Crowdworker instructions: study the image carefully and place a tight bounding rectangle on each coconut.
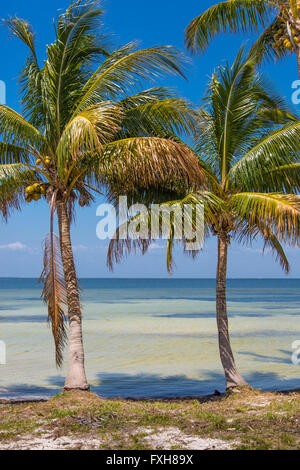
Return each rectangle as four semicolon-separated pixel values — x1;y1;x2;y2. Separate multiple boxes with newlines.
26;186;34;195
36;158;42;166
284;39;292;49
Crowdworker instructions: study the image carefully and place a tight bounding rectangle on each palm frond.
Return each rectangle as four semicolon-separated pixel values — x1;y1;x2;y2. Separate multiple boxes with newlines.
72;43;187;115
228;121;300;191
40;232;68;367
45;0;106;136
120;87;178;108
56;102;123;168
262;231;290;274
97;137;204;193
107;191;221;272
0;142;31;165
250;16;289;64
4;16;38;62
264;163;300;192
231;192;300;245
185;0;272;54
0;163;39;219
0;105;45;148
233;213;290;273
3;16;48;129
119;97;197;138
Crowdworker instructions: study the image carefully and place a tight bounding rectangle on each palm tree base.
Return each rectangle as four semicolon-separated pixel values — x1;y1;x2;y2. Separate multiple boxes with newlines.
225;384;253;396
64;386;90;392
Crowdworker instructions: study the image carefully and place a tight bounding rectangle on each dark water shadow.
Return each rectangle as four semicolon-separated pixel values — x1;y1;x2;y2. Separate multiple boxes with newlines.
154;312;273;319
14;297;41;302
0;315;46;323
89;371;300;398
238;350;292;365
0;306;21;311
2;369;300;401
0;384;60;400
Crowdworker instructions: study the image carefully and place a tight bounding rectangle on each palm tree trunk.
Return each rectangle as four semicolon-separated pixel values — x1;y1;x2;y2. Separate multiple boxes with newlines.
56;200;89;391
216;232;247;390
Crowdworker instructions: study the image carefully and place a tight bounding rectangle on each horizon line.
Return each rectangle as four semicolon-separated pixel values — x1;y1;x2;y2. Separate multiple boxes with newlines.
0;277;299;280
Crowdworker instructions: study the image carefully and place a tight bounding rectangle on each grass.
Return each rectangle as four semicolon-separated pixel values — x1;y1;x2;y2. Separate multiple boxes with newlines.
0;388;300;449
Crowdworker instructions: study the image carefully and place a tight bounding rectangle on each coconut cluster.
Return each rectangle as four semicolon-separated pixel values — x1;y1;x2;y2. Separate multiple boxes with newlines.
24;156;53;203
272;21;300;53
36;156;51;167
25;183;46;203
25;156;84;203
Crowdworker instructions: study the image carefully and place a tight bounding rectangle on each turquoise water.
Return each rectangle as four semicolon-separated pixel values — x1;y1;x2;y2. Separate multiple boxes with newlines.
0;278;300;399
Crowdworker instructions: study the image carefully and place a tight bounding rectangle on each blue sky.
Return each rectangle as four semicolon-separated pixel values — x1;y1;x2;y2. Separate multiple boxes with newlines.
0;0;299;278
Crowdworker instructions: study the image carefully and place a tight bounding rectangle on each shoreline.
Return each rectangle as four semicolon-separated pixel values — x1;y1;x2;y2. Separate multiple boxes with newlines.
1;386;300;405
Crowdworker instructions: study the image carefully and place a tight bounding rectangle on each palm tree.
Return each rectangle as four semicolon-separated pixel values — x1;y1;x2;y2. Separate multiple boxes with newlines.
185;0;300;78
0;1;203;391
108;51;300;390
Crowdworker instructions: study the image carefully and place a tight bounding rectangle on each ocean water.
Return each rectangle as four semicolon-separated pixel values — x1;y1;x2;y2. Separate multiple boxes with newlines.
0;278;300;400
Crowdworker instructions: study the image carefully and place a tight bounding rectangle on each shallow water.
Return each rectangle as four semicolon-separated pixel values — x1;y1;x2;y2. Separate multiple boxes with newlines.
0;278;300;399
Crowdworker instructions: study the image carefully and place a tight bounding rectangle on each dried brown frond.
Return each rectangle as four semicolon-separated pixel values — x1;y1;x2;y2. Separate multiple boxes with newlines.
99;137;205;194
40;233;68;367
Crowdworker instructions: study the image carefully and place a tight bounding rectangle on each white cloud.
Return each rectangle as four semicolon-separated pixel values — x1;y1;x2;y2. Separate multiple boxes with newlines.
73;244;89;252
0;242;28;251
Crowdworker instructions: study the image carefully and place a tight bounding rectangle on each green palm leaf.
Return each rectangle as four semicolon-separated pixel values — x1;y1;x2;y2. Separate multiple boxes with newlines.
119;97;197;138
0;105;45;148
0;143;31;165
72;43;187;115
262;231;290;274
0;163;38;219
228;121;300;191
231;192;300;244
56;102;123;168
185;0;272;54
